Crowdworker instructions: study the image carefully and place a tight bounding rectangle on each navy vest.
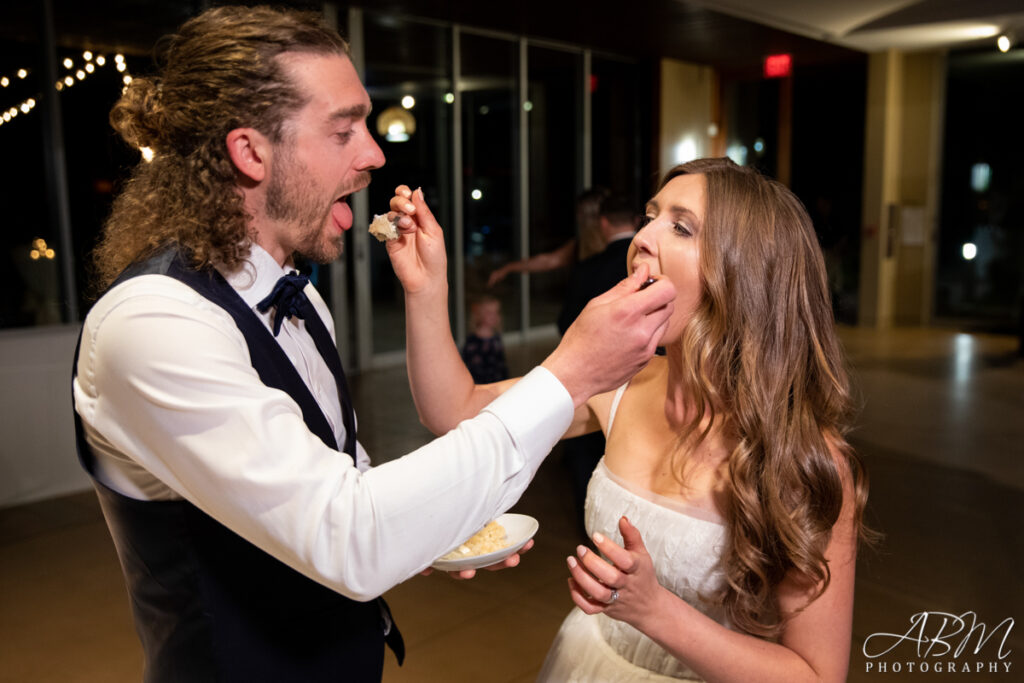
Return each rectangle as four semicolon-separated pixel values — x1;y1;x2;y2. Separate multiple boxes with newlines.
72;249;402;682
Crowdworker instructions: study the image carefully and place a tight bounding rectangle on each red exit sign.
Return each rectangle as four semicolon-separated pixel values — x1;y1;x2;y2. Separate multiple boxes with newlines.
763;53;792;78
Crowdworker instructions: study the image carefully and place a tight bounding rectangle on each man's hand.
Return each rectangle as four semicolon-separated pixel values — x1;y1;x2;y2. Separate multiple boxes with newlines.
542;265;675;408
386;186;447;296
419;539;535;579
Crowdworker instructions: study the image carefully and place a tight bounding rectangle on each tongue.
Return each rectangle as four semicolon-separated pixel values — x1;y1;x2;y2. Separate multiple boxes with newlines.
331;200;353;231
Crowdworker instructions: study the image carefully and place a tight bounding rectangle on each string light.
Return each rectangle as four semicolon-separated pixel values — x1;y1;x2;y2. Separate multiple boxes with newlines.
1;68;30;88
1;50;131;131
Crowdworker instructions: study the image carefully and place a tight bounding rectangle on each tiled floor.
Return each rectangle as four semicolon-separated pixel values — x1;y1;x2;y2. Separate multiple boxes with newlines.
1;326;1021;682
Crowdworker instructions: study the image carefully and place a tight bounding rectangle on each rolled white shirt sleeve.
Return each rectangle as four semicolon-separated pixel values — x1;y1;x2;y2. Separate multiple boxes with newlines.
74;278;573;601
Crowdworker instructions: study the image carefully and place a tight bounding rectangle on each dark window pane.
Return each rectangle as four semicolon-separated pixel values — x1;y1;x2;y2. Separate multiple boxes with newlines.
935;50;1024;328
363;14;454;354
0;19;52;328
592;56;653;207
526;45;581;328
461;32;520;333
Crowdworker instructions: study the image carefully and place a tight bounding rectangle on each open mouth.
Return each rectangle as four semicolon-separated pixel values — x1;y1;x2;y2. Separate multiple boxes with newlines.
329;175;372;232
331;195;354;232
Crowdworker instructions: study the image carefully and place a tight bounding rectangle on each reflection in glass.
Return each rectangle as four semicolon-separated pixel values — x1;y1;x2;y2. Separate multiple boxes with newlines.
460;32;520;333
363;14;454;354
591;56;652;208
936;50;1024;327
1;31;138;327
526;45;582;328
722;78;779;177
0;32;53;328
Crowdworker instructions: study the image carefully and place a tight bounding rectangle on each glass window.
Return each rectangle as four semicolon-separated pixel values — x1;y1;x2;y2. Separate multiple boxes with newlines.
460;32;521;334
0;4;184;329
362;14;454;355
60;49;147;316
0;14;50;328
526;45;582;328
721;78;780;177
591;55;654;207
790;61;866;324
935;50;1024;328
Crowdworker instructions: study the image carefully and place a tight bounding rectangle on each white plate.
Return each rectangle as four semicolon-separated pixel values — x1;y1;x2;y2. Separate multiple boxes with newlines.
430;513;539;572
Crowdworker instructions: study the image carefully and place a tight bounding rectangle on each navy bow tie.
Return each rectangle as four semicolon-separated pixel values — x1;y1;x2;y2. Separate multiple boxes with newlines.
256;272;312;336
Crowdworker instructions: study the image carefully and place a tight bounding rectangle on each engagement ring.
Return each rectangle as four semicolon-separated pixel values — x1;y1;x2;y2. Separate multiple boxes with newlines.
608;590;619;604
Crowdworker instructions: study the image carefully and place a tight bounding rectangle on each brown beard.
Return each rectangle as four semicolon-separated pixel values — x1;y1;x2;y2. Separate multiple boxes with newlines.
265;143;371;264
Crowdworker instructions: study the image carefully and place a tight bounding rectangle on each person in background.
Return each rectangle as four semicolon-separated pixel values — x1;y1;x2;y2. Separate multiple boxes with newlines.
557;193;641;334
487;187;609;288
70;6;675;682
461;294;509;384
390;157;870;682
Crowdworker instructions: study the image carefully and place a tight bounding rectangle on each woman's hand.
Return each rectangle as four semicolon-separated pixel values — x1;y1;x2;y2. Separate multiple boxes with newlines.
566;516;668;631
386;185;447;296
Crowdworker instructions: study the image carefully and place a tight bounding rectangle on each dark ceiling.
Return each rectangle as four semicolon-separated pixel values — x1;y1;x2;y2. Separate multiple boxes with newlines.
360;0;863;73
2;0;863;77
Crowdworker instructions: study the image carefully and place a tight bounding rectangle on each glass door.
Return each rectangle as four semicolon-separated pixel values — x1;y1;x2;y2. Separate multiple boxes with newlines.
350;11;454;367
459;30;521;338
525;44;583;329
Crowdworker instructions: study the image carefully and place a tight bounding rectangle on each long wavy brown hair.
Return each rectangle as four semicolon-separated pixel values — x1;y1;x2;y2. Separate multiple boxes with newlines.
665;158;870;638
91;6;349;292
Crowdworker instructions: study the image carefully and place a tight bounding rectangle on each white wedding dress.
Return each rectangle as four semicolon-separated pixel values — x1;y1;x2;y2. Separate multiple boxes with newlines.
537;384;732;682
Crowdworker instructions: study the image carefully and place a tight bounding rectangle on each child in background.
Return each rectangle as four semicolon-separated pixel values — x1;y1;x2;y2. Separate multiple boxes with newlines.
461;295;509;384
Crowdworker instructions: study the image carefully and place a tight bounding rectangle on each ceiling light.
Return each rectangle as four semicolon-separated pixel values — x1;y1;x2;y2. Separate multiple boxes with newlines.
376;106;416;142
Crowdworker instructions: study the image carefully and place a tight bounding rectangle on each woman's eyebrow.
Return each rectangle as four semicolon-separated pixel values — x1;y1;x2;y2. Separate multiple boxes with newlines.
669;205;699;220
672;206;702;232
646;200;702;231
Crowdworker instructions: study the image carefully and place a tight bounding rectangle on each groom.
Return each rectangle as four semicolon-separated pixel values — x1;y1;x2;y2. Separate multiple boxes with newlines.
71;6;675;682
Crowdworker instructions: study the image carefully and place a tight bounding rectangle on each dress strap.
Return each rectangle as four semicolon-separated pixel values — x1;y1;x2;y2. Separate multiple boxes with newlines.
606;382;629;434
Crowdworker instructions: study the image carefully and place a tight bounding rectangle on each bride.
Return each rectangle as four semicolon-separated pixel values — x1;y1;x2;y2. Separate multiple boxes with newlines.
386;157;870;682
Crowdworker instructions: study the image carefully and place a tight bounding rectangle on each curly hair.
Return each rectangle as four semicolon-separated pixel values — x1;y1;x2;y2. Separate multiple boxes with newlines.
663;158;870;638
91;5;350;291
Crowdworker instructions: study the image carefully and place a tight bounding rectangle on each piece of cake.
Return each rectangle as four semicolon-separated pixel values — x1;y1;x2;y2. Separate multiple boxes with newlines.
369;213;399;242
440;520;509;560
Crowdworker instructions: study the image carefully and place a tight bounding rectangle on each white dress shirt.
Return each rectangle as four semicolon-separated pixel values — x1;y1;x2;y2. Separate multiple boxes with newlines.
73;245;573;601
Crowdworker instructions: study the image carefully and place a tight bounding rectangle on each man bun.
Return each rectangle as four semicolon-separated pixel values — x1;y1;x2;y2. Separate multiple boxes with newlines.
109;76;165;152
